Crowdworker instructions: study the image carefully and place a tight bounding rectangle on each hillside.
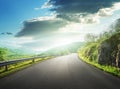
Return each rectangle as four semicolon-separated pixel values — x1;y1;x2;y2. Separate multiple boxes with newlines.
78;18;120;68
98;32;120;67
40;42;84;56
0;48;34;61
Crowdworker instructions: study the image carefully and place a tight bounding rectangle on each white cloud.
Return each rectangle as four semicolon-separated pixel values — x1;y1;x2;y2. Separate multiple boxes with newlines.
41;0;53;9
34;8;41;10
58;23;83;33
79;2;120;24
79;15;100;24
113;2;120;10
97;2;120;17
97;8;113;16
82;2;120;24
27;15;57;22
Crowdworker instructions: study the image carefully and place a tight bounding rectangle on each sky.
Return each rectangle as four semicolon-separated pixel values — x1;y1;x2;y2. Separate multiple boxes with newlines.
0;0;120;53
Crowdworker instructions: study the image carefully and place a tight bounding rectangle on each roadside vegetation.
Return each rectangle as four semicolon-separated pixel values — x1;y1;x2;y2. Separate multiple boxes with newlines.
0;42;84;78
0;48;34;61
0;48;54;78
0;57;52;78
78;18;120;77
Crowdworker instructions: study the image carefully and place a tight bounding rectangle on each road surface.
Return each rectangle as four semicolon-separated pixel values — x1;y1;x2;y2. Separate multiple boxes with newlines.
0;53;120;89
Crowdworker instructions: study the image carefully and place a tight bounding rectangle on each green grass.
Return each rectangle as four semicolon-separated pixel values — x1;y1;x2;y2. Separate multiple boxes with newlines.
0;56;54;78
78;53;120;77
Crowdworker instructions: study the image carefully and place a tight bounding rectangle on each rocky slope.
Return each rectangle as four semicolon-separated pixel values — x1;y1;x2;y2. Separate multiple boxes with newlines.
79;18;120;68
98;32;120;67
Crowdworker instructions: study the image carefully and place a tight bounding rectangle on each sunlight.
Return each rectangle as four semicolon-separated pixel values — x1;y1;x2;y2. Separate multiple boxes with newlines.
16;37;34;44
59;23;83;33
113;2;120;10
54;38;74;47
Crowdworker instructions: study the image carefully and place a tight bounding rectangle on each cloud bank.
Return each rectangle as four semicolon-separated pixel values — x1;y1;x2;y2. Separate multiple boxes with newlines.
47;0;119;14
15;16;67;37
16;0;120;38
43;0;120;23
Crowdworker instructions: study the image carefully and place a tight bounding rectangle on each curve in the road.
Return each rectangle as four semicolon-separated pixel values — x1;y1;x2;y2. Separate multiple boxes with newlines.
0;53;120;89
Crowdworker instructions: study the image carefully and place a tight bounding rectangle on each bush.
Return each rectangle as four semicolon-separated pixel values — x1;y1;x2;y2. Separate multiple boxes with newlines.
0;48;8;61
80;43;98;62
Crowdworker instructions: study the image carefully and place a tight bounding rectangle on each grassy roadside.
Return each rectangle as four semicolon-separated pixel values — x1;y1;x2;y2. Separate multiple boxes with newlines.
78;53;120;77
0;57;53;79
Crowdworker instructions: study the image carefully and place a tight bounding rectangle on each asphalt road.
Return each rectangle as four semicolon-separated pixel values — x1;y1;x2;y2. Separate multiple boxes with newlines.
0;53;120;89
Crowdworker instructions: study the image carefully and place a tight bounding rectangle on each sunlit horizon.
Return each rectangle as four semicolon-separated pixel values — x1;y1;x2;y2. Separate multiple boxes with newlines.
0;0;120;52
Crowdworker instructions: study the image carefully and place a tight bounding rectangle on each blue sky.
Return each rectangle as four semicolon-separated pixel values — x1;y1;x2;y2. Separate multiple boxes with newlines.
0;0;120;52
0;0;48;33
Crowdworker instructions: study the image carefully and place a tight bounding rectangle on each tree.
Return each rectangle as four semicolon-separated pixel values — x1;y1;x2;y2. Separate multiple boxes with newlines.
85;33;97;43
0;48;8;61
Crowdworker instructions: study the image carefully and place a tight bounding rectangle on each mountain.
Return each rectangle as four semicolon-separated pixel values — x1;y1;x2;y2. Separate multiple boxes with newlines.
39;42;84;56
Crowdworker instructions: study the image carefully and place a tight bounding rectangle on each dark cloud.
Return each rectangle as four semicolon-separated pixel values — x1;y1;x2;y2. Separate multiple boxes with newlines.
0;32;13;35
1;33;5;35
6;32;13;35
48;0;120;14
15;0;120;38
45;0;120;23
15;17;67;37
